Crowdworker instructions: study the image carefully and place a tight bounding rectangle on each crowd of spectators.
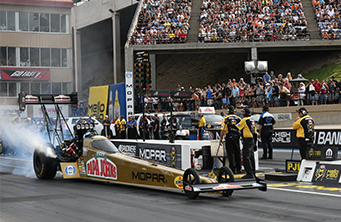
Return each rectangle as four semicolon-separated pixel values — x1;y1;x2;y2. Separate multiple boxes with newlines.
198;0;310;43
130;0;192;45
136;72;341;113
313;0;341;40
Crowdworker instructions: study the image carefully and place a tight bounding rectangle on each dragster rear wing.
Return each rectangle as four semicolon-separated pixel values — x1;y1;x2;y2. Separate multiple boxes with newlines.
18;91;78;111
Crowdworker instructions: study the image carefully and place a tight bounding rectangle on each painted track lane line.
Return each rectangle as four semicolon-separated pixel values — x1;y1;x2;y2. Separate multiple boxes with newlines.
268;187;341;198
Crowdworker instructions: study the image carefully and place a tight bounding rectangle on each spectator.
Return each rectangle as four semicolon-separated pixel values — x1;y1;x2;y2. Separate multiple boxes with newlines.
298;82;306;106
306;80;316;105
320;80;329;105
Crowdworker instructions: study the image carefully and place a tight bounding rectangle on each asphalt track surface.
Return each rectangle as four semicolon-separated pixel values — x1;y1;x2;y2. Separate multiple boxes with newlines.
1;150;341;222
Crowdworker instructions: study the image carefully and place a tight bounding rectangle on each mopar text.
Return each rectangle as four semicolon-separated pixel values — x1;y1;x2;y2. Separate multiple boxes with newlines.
139;148;166;161
132;171;165;183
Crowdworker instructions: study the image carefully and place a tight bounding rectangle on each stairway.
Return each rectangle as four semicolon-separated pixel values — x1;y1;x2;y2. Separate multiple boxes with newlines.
301;0;320;40
186;0;202;43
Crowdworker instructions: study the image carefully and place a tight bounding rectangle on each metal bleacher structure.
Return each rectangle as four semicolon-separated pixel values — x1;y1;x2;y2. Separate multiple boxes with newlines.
124;0;341;88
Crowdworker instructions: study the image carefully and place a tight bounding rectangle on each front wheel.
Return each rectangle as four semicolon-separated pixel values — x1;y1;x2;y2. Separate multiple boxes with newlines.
33;146;58;179
216;166;235;197
183;168;200;199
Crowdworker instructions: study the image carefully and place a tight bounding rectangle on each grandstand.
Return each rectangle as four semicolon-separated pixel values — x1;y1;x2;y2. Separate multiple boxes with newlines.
71;0;341;97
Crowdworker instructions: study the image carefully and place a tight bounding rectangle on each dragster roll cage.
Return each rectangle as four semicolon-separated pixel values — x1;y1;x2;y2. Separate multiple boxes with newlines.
18;92;78;150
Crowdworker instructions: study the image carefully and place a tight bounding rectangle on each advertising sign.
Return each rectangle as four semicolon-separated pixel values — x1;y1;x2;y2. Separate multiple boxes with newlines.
0;68;49;81
111;141;182;168
258;129;341;149
125;72;134;118
108;83;126;121
312;163;341;184
88;85;109;121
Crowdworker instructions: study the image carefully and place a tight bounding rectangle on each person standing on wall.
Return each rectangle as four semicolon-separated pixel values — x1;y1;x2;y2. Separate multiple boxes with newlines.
292;107;315;160
219;105;242;174
231;108;258;179
198;113;206;140
258;105;276;160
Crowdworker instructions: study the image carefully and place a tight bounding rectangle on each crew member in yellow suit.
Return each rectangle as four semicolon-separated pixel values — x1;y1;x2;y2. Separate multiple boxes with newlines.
198;113;206;140
120;115;127;139
231;108;257;179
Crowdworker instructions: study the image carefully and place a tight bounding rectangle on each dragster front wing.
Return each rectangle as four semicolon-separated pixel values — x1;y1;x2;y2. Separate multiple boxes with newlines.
184;178;267;193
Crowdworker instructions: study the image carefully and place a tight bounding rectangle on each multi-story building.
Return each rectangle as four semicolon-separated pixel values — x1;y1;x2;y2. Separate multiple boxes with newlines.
0;0;73;117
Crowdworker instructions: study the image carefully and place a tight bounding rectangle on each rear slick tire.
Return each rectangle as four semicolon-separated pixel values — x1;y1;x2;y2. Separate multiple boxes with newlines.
183;168;200;199
216;166;235;197
33;148;57;179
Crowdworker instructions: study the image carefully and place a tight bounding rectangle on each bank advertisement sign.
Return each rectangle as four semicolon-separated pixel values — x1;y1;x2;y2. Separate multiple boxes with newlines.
111;141;182;168
258;129;341;149
88;85;109;121
108;83;126;122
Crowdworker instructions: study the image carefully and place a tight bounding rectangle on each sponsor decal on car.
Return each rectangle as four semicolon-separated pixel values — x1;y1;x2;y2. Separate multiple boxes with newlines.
139;148;166;161
213;184;241;190
95;152;107;158
184;185;192;191
174;176;183;189
132;171;166;183
86;157;117;180
65;164;76;176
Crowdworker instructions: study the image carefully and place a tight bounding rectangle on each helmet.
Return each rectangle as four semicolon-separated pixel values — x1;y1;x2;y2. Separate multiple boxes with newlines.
243;108;251;116
297;107;308;115
227;105;235;114
262;105;269;112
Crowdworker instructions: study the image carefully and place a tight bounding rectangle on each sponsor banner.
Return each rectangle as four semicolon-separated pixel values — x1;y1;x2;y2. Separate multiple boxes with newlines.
32;104;69;118
125;72;134;119
108;83;126;122
147;90;170;98
0;68;49;80
286;159;301;173
312;163;341;184
88;85;109;121
170;91;192;98
111;141;182;168
0;105;27;118
258;129;341;149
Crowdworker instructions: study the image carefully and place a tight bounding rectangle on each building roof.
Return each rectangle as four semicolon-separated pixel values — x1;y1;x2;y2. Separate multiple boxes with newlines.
0;0;74;8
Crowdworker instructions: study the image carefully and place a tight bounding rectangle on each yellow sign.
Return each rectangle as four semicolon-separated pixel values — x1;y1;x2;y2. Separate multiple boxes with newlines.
88;85;109;120
286;160;300;172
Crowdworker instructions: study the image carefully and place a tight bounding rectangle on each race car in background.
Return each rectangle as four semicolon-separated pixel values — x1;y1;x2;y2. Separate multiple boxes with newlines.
18;92;267;199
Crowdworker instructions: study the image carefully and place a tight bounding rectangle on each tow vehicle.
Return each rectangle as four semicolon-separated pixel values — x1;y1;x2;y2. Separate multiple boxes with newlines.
19;92;266;199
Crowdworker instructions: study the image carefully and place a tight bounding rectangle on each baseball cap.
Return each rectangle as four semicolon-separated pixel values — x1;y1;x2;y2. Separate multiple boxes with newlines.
332;76;335;78
298;74;302;77
266;83;270;86
311;79;314;82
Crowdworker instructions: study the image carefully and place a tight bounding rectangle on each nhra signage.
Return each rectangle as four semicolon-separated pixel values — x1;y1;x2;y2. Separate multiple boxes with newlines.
0;68;49;80
111;141;182;168
258;129;341;149
312;163;341;184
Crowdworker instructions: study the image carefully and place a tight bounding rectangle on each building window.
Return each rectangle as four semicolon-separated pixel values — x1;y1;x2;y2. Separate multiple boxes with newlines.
0;82;7;97
52;83;62;94
42;82;51;94
0;47;5;66
40;13;50;32
0;11;6;30
61;14;67;33
41;48;50;67
8;83;17;97
31;83;40;94
20;47;29;66
62;82;71;94
51;14;60;33
7;11;15;31
29;12;39;32
21;83;30;94
30;47;39;66
19;12;29;31
51;48;60;67
8;47;16;66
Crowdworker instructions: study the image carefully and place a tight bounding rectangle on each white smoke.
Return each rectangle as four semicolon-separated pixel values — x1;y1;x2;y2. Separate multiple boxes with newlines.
0;117;56;178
